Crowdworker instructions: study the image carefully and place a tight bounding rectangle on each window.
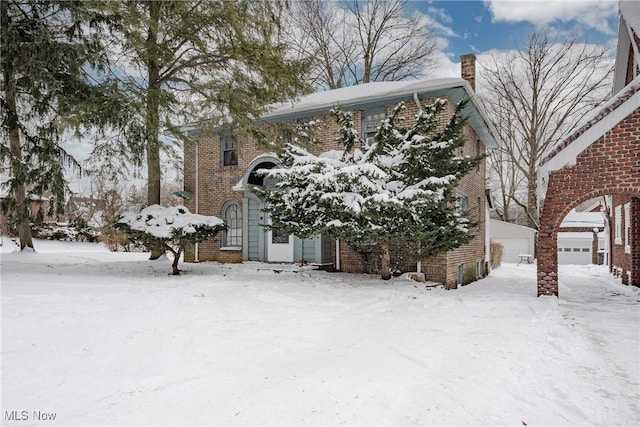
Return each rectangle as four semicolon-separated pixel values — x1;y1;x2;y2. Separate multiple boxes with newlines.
362;107;387;142
222;201;242;248
581;248;590;252
476;260;483;279
624;203;631;253
563;248;571;252
456;192;469;215
222;133;238;166
271;228;289;244
279;128;292;145
615;205;622;244
572;248;580;252
457;264;464;286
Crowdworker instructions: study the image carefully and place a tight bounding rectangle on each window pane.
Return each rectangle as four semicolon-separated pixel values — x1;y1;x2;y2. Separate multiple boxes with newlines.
272;228;289;244
364;108;386;138
223;203;242;247
223;149;237;166
222;134;238;166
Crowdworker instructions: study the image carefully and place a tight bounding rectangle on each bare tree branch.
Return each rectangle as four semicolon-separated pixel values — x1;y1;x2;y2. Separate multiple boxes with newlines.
480;30;613;229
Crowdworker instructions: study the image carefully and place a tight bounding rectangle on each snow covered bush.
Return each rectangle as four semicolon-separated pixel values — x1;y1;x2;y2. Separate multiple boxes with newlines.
117;205;226;275
257;98;484;280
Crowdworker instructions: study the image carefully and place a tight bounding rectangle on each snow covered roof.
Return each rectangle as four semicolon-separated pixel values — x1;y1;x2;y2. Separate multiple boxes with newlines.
264;78;463;117
560;211;605;229
557;231;596;239
620;0;640;28
537;74;640;199
261;78;499;149
614;1;640;92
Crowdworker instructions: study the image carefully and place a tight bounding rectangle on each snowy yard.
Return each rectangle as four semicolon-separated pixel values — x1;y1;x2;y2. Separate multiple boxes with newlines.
1;239;639;426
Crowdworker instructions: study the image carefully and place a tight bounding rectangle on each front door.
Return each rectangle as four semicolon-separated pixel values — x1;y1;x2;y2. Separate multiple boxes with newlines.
267;226;294;262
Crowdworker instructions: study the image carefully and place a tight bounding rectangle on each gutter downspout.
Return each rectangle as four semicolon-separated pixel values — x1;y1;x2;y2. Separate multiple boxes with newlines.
194;141;200;262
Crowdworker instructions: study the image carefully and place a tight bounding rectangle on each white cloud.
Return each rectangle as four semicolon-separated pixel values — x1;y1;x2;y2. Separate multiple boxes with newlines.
427;6;453;24
484;0;618;34
428;51;460;78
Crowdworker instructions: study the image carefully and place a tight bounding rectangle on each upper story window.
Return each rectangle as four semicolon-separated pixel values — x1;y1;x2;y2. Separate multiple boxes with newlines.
279;128;292;145
222;201;242;248
456;192;469;215
222;133;238;166
362;107;387;142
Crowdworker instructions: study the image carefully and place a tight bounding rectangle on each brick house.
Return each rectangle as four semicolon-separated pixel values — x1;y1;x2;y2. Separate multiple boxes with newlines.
183;55;499;287
0;193;50;236
537;1;640;295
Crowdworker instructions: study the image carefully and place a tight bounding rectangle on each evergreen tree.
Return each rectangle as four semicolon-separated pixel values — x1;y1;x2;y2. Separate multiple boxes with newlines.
117;205;226;275
96;0;310;258
258;99;483;280
0;0;120;250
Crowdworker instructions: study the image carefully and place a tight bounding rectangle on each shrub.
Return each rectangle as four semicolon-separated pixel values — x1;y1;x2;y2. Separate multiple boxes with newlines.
490;240;503;269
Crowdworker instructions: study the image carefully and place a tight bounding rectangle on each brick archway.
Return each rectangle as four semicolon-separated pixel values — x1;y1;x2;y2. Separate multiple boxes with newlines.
538;187;639;296
537;115;640;296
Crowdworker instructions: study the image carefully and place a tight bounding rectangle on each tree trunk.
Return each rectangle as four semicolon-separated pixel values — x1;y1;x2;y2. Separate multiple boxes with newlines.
145;1;163;260
2;1;34;250
379;241;391;280
171;249;181;275
526;161;538;229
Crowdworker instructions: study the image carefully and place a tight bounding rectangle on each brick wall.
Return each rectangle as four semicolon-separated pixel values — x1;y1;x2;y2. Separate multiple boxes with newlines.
611;195;639;284
332;97;487;288
537;107;640;295
184;93;489;288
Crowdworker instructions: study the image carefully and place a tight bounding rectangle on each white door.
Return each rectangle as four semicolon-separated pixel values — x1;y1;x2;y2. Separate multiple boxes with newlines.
267;226;294;263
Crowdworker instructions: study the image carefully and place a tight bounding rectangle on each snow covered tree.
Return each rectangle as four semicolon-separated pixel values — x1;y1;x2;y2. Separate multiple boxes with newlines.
258;98;483;280
117;205;225;275
1;0;121;250
92;0;309;259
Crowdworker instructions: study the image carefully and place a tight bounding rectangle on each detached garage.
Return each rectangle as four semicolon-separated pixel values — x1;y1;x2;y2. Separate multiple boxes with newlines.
489;220;537;263
557;232;593;265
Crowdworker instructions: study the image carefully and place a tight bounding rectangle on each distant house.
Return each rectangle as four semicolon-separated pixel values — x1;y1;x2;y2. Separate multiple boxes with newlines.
0;193;51;236
182;55;500;288
537;1;639;295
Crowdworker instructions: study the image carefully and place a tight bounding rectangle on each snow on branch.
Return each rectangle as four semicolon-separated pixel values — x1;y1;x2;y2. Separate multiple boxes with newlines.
117;205;225;275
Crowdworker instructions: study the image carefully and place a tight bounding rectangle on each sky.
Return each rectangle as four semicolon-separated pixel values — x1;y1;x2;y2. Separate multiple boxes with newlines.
408;0;620;77
62;0;623;195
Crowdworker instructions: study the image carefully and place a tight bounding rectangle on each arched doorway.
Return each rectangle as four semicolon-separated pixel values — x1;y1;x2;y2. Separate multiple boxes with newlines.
241;156;331;264
242;156;293;262
539;184;639;296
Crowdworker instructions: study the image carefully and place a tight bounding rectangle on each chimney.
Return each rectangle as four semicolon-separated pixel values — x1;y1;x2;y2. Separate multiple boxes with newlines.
460;53;476;91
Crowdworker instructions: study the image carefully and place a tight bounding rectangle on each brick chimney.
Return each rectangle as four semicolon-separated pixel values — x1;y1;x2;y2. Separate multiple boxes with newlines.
460;53;476;91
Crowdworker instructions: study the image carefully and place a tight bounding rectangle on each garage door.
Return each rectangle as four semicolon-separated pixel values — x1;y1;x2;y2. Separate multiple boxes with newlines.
494;238;529;263
558;244;591;265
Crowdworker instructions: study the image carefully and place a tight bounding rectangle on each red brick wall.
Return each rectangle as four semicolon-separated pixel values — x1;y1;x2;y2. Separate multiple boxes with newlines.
611;195;640;284
537;107;640;295
184;94;489;287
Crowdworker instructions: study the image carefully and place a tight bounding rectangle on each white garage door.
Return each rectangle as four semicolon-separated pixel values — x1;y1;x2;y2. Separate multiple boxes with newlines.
558;243;592;264
494;238;529;263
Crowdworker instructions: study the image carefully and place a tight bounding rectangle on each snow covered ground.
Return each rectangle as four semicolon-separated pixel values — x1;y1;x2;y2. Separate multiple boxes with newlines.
1;239;639;426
